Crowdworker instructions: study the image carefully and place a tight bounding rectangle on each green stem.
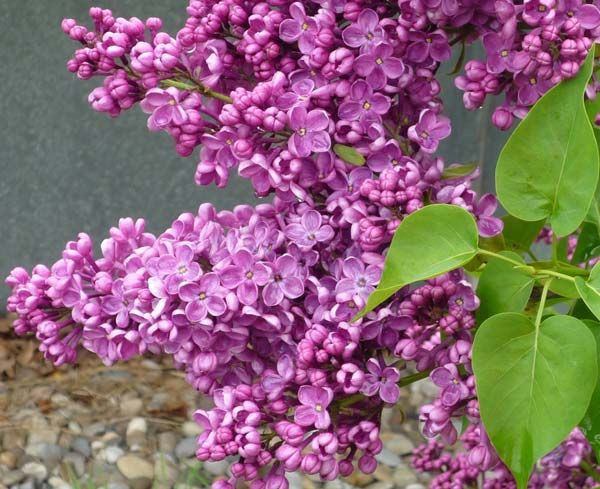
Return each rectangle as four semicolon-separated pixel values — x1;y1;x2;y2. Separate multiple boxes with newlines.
160;78;233;104
477;249;576;282
535;279;553;328
581;460;600;483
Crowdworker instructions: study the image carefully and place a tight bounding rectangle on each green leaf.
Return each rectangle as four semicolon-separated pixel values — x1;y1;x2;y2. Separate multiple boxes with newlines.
502;215;545;253
575;262;600;320
441;161;478;179
585;90;600;153
548;278;580;299
357;205;479;318
333;144;365;166
580;319;600;461
496;48;599;236
572;299;597;321
473;313;598;489
476;251;534;323
572;222;600;264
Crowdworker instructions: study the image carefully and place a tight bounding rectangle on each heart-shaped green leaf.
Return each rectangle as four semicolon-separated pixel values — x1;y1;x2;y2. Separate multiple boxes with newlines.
496;48;599;237
575;262;600;320
333;144;366;166
357;205;479;318
580;319;600;461
473;313;597;489
572;222;600;264
476;251;534;322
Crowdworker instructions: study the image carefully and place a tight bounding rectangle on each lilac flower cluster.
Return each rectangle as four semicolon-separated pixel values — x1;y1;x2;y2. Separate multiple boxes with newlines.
7;1;600;488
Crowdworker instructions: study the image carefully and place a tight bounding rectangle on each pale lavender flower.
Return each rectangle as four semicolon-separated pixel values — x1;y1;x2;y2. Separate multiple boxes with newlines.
431;364;469;407
288;107;331;157
220;249;270;305
338;80;390;125
140;87;188;131
263;254;304;306
341;9;384;51
361;358;401;403
294;385;333;429
407;109;451;153
354;44;404;89
285;210;334;249
279;2;318;53
179;273;226;322
335;257;380;307
473;193;503;237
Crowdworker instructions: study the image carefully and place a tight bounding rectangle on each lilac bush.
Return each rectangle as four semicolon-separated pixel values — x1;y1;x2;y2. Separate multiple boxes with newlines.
7;1;600;488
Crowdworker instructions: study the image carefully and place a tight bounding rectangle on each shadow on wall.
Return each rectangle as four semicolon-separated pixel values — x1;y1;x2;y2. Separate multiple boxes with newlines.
0;1;510;310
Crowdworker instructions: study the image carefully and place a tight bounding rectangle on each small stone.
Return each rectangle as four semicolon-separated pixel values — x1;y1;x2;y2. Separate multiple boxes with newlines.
181;422;202;438
373;465;394;484
375;448;402;467
27;423;59;447
67;422;82;435
346;471;374;487
100;432;122;447
301;479;317;489
174;438;196;460
17;478;35;489
392;464;418;487
61;453;85;478
21;462;48;482
380;433;415;456
203;459;228;476
157;432;177;454
107;483;130;489
116;454;154;489
153;456;179;489
126;418;147;436
71;437;91;457
406;484;426;489
366;482;393;489
48;476;71;489
286;472;302;489
120;399;143;417
1;430;26;450
324;480;353;489
0;451;17;470
103;446;125;464
83;422;106;438
126;418;148;451
26;443;63;470
2;470;25;486
50;394;70;407
91;440;105;456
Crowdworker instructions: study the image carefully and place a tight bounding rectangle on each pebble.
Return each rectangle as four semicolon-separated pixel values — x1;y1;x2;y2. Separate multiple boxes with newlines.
103;446;125;464
324;480;354;489
375;448;402;467
71;437;91;458
174;437;196;460
126;418;148;451
157;432;177;454
67;422;82;435
101;432;122;446
392;464;418;487
21;462;48;482
48;476;71;489
181;422;202;437
120;398;144;417
0;451;17;470
366;482;394;489
204;459;228;476
346;471;374;487
83;422;106;438
107;483;130;489
2;470;25;486
380;433;414;455
116;454;154;489
17;478;35;489
406;484;426;489
27;443;63;470
61;453;85;478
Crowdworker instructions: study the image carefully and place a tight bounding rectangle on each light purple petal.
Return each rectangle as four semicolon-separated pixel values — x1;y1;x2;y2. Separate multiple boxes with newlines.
279;19;301;42
281;277;304;299
294;405;316;427
308;131;331;153
379;382;400;404
263;282;284;306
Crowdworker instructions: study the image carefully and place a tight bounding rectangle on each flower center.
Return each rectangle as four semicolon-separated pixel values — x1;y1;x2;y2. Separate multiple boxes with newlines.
375;57;384;65
426;37;432;44
198;291;207;300
366;32;374;40
302;22;309;31
246;271;254;279
455;297;464;306
538;4;547;12
274;273;282;282
308;233;316;241
168;99;177;106
315;403;323;412
178;265;188;274
500;49;509;58
391;158;399;166
529;77;537;85
567;10;574;17
299;127;307;136
363;101;371;110
226;138;233;145
357;277;367;287
420;130;429;139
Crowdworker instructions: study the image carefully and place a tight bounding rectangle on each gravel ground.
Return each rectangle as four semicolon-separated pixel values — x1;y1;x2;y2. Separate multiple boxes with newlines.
0;317;434;489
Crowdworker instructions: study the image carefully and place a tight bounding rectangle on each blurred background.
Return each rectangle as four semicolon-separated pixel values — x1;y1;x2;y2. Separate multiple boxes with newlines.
0;2;509;489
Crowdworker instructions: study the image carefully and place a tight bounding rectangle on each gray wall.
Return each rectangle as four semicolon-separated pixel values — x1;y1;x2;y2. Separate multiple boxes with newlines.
0;1;508;309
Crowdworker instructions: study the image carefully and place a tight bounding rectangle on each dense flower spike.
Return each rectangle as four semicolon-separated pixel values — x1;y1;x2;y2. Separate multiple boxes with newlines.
8;2;600;489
